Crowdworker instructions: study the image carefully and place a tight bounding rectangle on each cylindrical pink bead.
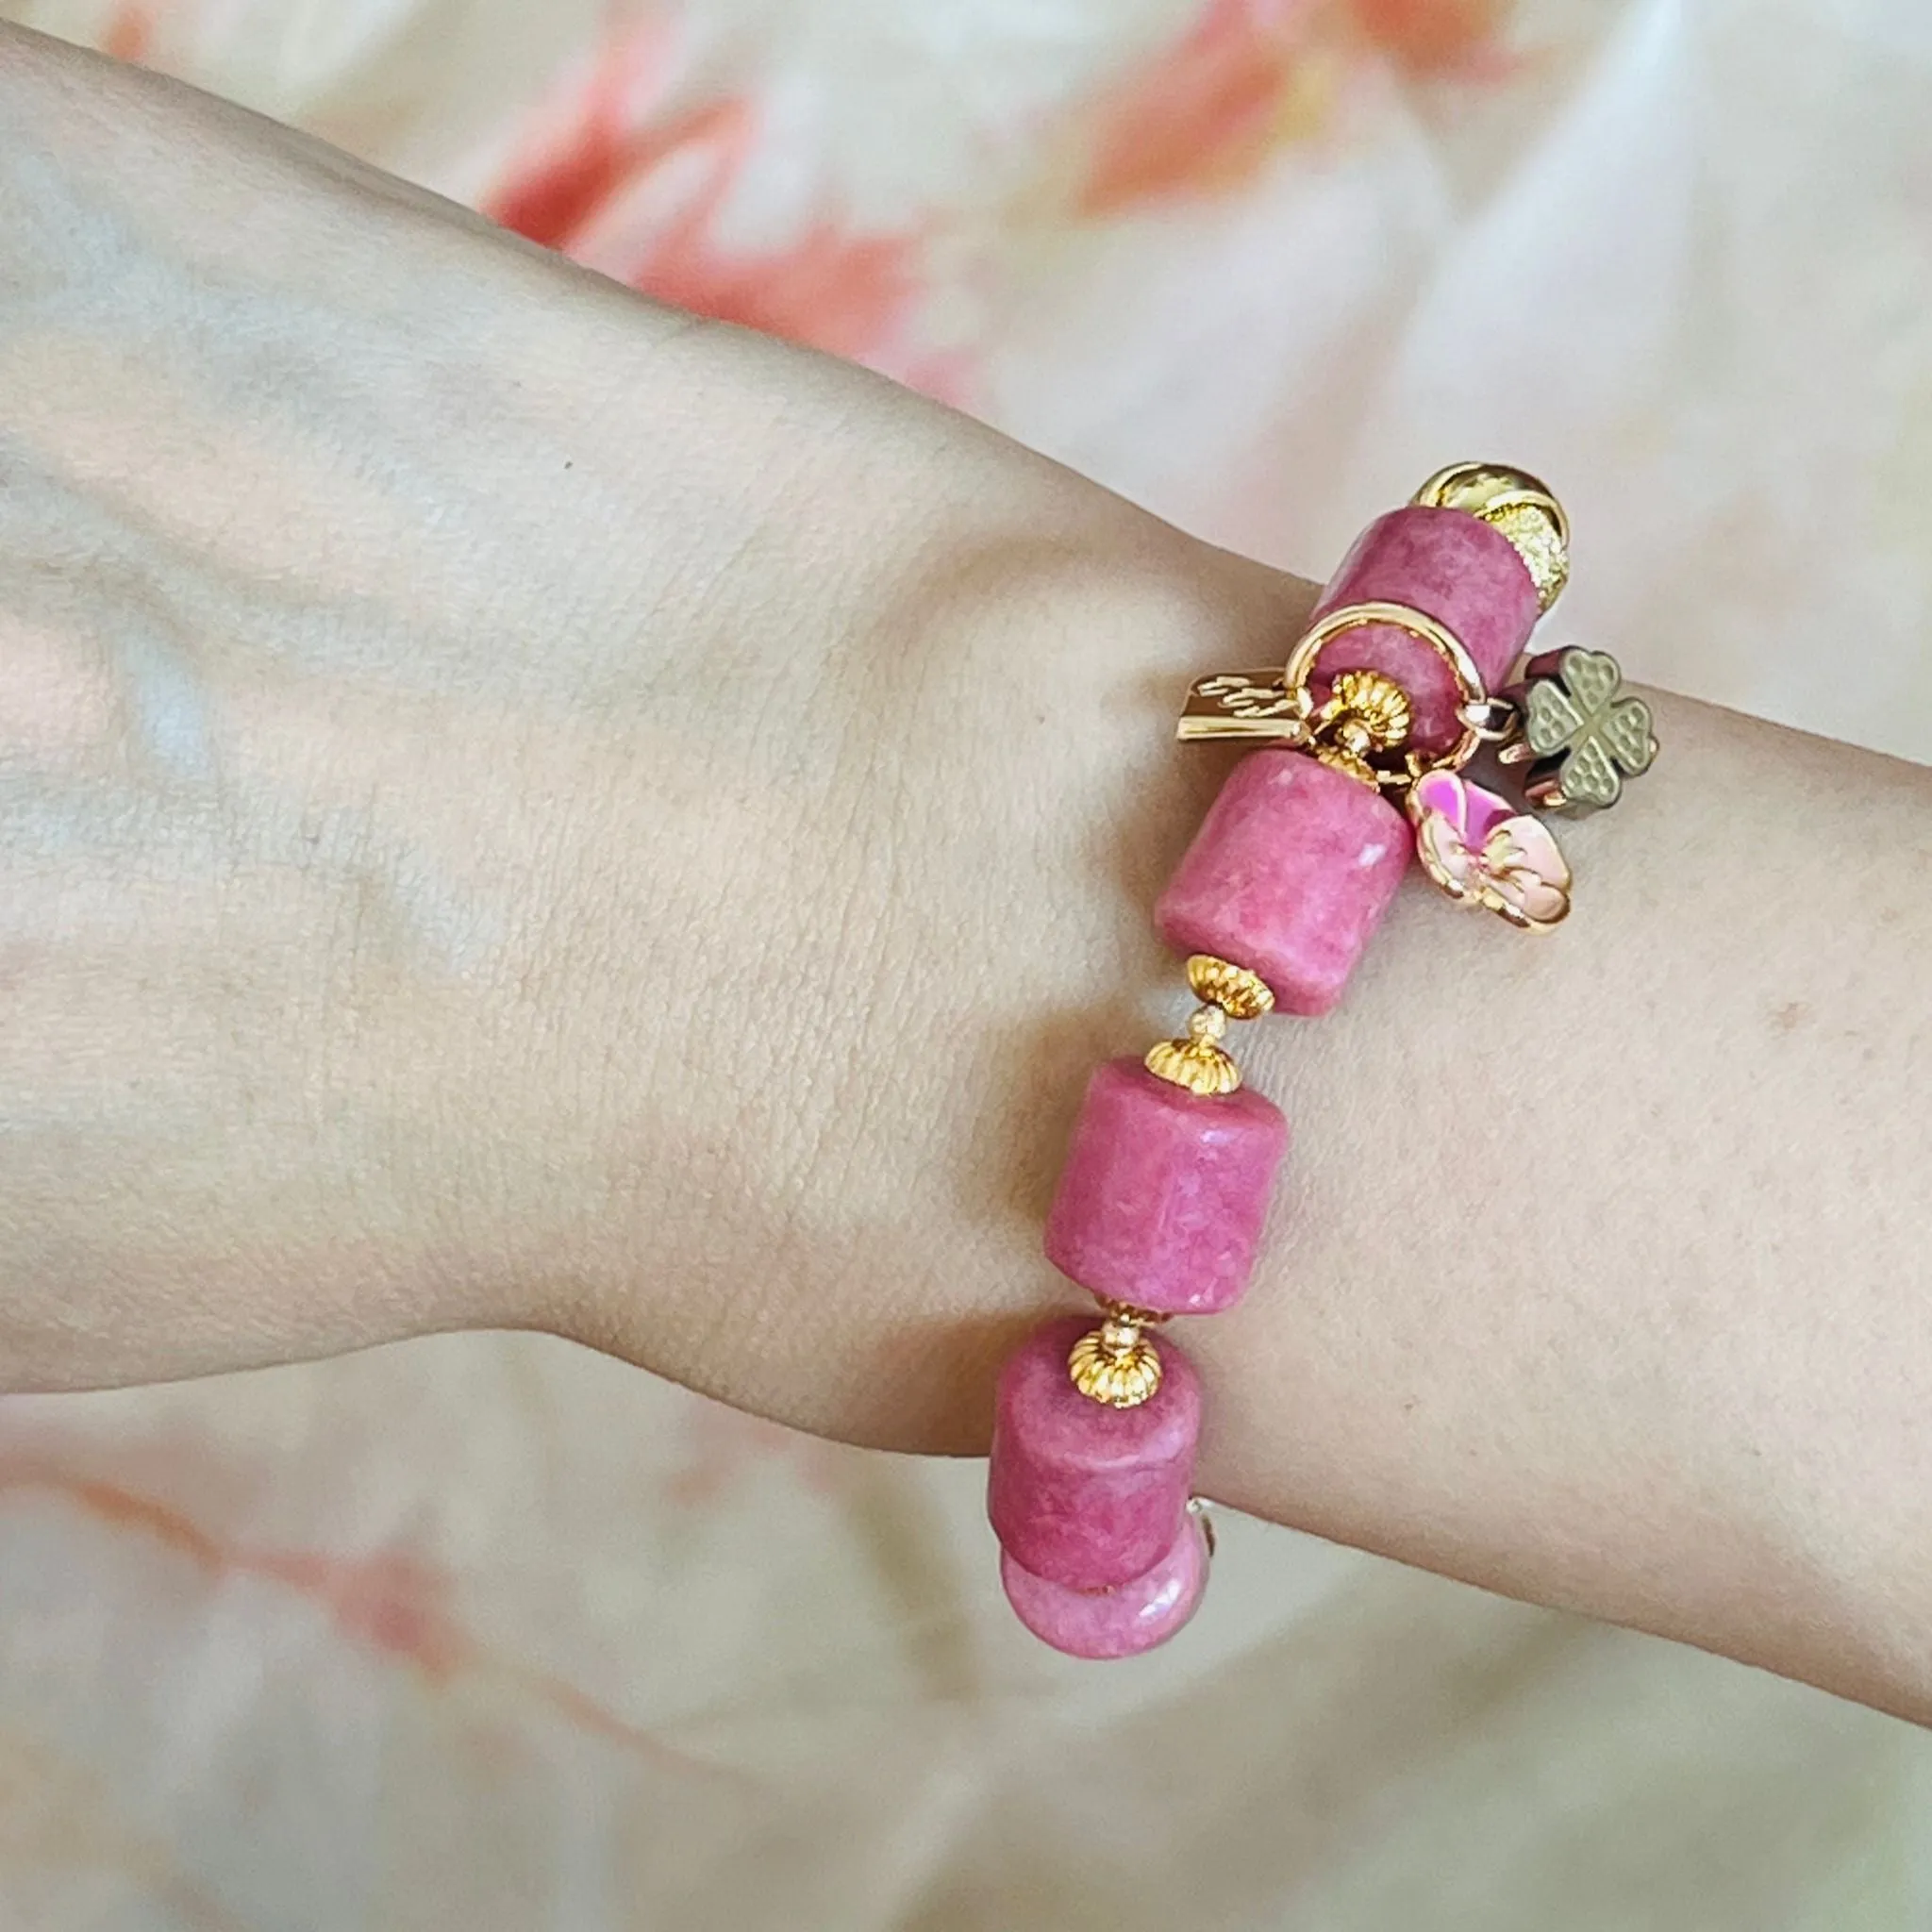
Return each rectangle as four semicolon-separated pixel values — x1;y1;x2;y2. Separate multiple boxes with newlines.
1154;750;1409;1016
1001;1508;1209;1659
1305;505;1541;748
1044;1058;1288;1315
987;1316;1201;1591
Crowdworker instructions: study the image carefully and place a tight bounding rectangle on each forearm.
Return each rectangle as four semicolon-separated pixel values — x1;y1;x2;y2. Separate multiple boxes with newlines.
1190;694;1932;1719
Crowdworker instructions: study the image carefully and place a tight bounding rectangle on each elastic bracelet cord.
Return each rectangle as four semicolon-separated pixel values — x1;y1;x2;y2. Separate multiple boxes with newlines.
985;462;1659;1658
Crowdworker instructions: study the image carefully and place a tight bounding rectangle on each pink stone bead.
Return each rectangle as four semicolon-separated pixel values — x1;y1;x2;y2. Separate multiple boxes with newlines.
1043;1058;1288;1315
1001;1508;1209;1659
987;1316;1201;1591
1154;749;1409;1016
1307;505;1541;747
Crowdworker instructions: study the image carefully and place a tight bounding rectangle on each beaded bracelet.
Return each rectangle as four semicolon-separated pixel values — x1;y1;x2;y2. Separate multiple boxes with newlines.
986;463;1659;1658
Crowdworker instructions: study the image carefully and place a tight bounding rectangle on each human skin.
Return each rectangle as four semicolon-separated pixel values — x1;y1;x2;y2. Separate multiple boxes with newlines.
3;23;1929;1721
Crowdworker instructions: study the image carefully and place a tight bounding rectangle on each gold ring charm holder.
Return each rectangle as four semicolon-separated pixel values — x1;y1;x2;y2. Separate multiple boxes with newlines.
1179;597;1496;792
1281;601;1490;787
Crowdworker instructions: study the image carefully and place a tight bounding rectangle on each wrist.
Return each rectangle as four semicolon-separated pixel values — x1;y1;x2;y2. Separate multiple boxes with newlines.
547;446;1324;1441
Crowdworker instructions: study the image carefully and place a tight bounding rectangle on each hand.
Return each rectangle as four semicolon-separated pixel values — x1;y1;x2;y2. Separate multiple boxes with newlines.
6;23;1931;1723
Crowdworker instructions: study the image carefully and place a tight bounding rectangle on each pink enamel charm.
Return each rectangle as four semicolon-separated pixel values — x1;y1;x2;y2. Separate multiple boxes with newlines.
1155;749;1410;1015
1000;1507;1210;1659
987;1316;1202;1591
1407;771;1571;930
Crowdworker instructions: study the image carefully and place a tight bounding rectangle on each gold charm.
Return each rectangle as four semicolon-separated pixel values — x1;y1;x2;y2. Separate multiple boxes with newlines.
1413;461;1571;611
1500;647;1657;815
1069;1315;1163;1409
1177;670;1312;744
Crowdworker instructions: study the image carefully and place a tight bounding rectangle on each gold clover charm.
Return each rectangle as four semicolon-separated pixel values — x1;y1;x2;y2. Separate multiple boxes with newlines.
1502;647;1657;815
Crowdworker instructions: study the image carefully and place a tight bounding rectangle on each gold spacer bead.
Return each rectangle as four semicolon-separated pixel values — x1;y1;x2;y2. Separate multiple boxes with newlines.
1144;1035;1241;1095
1307;667;1415;790
1334;717;1375;760
1323;668;1413;752
1185;955;1274;1021
1069;1324;1163;1409
1101;1298;1170;1327
1412;461;1571;612
1185;1004;1228;1044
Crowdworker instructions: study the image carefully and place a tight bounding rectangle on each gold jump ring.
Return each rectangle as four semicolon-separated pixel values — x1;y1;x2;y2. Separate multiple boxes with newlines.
1281;600;1489;783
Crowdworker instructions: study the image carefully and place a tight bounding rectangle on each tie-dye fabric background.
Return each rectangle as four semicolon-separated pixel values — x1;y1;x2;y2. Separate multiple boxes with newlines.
5;2;1931;1925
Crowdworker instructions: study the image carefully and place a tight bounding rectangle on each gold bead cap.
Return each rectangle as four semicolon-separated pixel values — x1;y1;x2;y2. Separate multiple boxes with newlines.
1311;667;1415;789
1145;1004;1241;1095
1413;461;1570;612
1144;1036;1241;1095
1185;955;1274;1019
1069;1318;1164;1408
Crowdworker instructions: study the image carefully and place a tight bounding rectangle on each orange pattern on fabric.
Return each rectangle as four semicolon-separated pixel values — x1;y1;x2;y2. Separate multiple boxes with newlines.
488;33;924;369
101;3;153;63
1074;0;1517;215
1077;0;1319;216
1349;0;1514;76
0;1462;738;1780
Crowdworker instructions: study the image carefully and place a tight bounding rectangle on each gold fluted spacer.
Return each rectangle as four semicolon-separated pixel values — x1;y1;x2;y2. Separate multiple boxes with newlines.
1069;1322;1164;1408
1319;668;1413;751
1145;1036;1241;1095
1185;955;1274;1020
1307;666;1416;790
1412;461;1570;612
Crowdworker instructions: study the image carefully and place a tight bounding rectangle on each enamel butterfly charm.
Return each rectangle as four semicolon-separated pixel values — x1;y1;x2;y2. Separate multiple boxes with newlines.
1407;771;1573;932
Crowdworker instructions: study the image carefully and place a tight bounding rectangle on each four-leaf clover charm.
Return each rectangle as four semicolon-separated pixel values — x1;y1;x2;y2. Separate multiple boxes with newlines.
1502;647;1657;815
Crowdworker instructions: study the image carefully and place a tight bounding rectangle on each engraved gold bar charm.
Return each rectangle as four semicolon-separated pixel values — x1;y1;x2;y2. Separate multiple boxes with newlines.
1175;670;1313;744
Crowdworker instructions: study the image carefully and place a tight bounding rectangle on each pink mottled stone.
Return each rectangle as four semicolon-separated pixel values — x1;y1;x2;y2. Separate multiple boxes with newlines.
1001;1509;1209;1659
1043;1058;1288;1315
1155;749;1409;1016
1307;505;1541;747
987;1316;1201;1591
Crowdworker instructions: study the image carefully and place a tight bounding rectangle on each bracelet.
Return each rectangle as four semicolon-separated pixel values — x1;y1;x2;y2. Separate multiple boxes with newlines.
985;462;1660;1658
